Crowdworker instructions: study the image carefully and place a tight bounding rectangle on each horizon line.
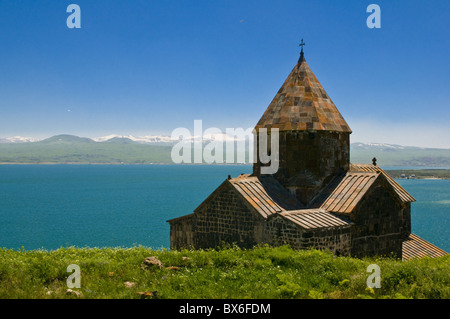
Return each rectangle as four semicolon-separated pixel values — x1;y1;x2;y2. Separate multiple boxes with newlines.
1;133;450;150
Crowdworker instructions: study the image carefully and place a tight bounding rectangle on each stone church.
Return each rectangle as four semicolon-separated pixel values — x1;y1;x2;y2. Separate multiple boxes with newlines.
168;46;447;259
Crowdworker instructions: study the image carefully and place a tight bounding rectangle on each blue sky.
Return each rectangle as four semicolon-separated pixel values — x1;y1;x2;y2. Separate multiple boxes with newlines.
0;0;449;147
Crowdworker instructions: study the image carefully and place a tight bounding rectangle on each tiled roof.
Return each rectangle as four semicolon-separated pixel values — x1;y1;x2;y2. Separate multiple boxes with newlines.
255;55;352;133
278;208;352;230
229;175;304;218
402;233;448;260
319;172;379;213
350;164;416;203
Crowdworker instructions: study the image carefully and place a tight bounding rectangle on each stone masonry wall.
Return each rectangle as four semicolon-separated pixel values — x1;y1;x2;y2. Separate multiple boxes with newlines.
169;214;195;250
194;185;265;249
265;215;352;256
344;182;410;258
254;131;350;205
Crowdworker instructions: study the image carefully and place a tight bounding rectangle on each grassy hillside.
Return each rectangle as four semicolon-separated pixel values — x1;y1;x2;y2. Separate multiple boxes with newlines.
0;245;448;299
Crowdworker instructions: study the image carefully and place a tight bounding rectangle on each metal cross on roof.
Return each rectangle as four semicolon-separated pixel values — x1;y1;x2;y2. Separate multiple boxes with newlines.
299;39;306;53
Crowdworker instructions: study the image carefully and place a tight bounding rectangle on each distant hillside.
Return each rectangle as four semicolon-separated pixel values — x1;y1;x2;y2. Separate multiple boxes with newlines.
40;134;96;144
1;135;450;166
0;135;172;164
102;137;137;144
350;142;450;167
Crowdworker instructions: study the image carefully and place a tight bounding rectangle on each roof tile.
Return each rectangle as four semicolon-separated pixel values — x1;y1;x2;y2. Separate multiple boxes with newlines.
402;233;448;260
278;209;353;230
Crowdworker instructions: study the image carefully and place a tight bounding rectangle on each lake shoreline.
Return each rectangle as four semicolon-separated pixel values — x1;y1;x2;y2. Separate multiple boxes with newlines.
1;163;449;179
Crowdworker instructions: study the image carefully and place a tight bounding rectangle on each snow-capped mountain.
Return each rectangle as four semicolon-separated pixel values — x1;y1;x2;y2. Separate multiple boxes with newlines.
92;133;252;144
0;135;440;152
0;136;40;143
352;142;411;149
92;134;173;144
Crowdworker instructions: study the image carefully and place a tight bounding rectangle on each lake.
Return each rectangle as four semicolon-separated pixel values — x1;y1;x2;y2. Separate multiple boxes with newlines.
0;165;448;252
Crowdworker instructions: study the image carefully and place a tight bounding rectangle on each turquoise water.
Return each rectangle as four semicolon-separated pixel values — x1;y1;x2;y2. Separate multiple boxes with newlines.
0;165;448;252
396;179;450;252
0;165;252;250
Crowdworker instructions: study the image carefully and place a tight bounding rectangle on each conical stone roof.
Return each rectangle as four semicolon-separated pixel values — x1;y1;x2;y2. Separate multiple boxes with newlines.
255;54;352;133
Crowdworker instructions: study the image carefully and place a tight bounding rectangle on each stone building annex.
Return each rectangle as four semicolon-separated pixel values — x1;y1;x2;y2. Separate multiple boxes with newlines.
167;44;448;259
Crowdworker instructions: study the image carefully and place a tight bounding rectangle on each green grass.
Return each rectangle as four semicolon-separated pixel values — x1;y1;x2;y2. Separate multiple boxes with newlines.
0;245;448;299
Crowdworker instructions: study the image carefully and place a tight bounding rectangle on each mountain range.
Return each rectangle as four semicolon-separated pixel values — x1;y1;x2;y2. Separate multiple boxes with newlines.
0;134;450;166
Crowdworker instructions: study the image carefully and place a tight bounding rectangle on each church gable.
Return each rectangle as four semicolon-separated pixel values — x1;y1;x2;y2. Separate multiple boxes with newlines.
193;179;234;214
192;178;275;249
314;168;410;216
349;175;407;227
318;172;380;214
193;179;261;223
342;174;409;258
311;170;412;258
350;164;415;203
